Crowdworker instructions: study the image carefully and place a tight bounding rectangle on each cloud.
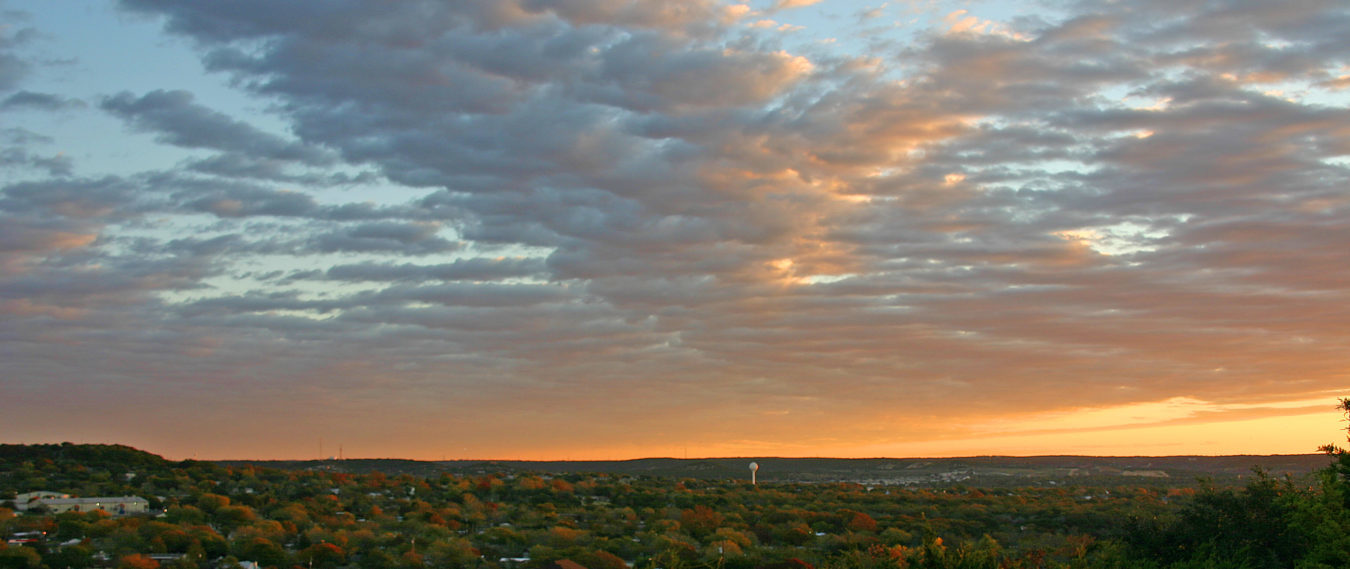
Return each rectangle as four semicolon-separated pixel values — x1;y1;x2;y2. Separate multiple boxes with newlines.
4;0;1350;458
0;216;97;254
0;147;73;176
521;0;734;34
1;90;86;111
1;176;144;219
310;221;459;255
768;0;823;11
856;3;887;22
323;258;548;282
0;24;36;92
101;89;334;165
184;153;378;184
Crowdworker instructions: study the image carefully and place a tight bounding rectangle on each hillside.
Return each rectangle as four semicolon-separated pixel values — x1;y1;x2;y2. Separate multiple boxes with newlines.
0;443;170;470
4;442;1349;568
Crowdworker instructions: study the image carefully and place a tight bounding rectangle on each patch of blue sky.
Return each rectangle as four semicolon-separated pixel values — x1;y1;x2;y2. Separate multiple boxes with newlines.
154;255;382;308
745;1;932;60
1;88;196;182
1021;158;1093;175
102;210;221;240
1252;77;1350;109
99;215;406;304
303;179;431;210
801;273;855;284
747;1;1067;89
969;157;1097;194
15;3;296;177
1094;83;1169;111
1057;220;1171;256
152;235;561;304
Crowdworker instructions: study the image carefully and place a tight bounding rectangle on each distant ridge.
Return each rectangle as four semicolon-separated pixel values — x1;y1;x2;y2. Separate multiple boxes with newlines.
216;453;1332;486
3;444;1327;487
2;443;1328;486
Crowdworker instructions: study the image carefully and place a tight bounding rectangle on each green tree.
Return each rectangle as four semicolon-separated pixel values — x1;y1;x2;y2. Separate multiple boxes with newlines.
0;547;42;569
297;542;345;569
231;537;289;568
45;543;96;569
1119;397;1350;569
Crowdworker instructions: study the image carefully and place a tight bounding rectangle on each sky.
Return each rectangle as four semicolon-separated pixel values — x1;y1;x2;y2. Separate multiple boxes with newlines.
2;0;1349;461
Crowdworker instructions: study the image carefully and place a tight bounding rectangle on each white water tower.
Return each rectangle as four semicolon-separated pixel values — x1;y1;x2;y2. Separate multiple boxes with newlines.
749;461;759;485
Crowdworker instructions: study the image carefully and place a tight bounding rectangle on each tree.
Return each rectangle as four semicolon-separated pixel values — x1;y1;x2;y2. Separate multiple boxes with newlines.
680;505;723;538
117;554;160;569
843;511;878;533
1124;472;1306;569
193;494;229;515
1320;398;1350;499
1118;397;1350;569
45;543;96;569
297;542;345;569
231;537;289;568
0;547;42;569
213;505;257;534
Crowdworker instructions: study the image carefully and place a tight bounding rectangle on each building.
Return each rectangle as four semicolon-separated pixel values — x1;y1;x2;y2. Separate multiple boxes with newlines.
16;493;149;515
14;491;69;510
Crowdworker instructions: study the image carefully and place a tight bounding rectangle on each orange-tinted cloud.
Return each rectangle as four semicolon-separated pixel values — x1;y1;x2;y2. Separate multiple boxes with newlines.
3;0;1349;460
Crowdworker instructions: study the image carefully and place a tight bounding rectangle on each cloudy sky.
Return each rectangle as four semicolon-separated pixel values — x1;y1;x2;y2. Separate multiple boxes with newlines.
3;0;1349;461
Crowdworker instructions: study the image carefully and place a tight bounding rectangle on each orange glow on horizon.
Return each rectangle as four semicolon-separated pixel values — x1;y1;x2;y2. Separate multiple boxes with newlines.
100;405;1341;463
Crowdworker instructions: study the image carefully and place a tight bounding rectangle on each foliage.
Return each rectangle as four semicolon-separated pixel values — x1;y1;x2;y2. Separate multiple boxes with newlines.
1116;398;1350;569
0;547;43;569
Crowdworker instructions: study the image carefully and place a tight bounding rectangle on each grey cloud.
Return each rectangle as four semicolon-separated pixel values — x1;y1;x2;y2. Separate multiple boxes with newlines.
591;31;812;111
0;147;73;176
1;176;144;219
0;251;212;305
2;0;1342;451
309;221;459;255
100;89;334;165
139;173;419;221
0;215;96;253
112;0;815;298
186;152;382;185
118;0;506;44
175;292;344;318
182;185;319;218
186;153;301;182
324;258;547;282
1;127;54;145
1;90;86;111
160;234;247;257
906;29;1149;115
1141;0;1350;60
364;281;574;308
522;0;731;34
175;281;574;321
0;50;29;93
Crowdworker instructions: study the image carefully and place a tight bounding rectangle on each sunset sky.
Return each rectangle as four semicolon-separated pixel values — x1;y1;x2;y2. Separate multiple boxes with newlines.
3;0;1349;461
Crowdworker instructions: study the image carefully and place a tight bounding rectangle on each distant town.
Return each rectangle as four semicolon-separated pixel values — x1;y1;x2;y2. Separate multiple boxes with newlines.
2;443;1346;569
